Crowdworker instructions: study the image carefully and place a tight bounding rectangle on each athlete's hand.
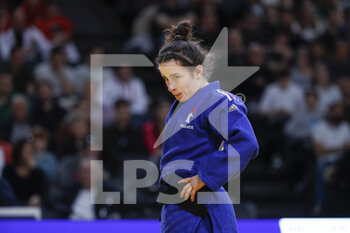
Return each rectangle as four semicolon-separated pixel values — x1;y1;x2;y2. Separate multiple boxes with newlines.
178;175;205;202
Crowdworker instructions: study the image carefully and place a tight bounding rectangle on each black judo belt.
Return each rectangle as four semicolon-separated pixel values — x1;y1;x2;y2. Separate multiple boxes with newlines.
158;181;208;218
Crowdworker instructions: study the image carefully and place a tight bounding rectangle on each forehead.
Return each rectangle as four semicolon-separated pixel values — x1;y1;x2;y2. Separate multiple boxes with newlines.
158;60;191;77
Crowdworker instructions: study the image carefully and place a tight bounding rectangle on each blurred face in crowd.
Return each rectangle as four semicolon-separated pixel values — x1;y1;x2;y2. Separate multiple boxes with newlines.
38;82;53;101
28;0;40;7
115;102;131;125
248;44;264;66
12;97;28;122
277;75;290;89
335;42;348;62
228;29;243;51
314;66;330;87
11;48;25;67
71;119;88;140
116;67;132;82
296;50;310;69
328;10;343;28
267;6;279;23
305;93;318;110
12;10;25;30
46;3;59;18
282;10;294;28
0;74;12;96
158;59;205;102
51;50;66;69
201;8;217;32
34;137;48;152
311;42;326;60
21;142;35;168
338;76;350;96
328;104;344;125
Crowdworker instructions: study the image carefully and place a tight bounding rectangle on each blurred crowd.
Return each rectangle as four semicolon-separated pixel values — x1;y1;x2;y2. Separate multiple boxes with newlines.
0;0;350;219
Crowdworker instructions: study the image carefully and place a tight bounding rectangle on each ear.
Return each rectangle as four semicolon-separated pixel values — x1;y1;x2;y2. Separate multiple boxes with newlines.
194;65;203;79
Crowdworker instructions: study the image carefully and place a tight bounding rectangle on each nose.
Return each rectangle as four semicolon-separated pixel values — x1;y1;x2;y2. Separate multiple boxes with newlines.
167;79;176;92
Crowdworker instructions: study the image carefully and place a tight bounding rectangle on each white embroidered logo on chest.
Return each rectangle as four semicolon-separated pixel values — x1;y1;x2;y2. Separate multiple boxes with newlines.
185;107;196;124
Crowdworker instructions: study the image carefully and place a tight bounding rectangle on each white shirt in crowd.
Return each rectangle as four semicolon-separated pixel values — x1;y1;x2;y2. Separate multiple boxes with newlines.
312;120;350;163
316;85;343;115
101;75;148;122
70;189;95;220
34;62;76;97
259;82;304;116
0;27;51;62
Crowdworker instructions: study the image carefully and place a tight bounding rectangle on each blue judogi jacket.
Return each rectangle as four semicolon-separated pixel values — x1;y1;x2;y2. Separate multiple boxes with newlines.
159;81;259;233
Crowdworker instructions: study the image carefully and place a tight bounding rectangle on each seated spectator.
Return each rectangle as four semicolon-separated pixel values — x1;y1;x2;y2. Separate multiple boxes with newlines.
285;89;322;141
309;40;327;64
55;143;98;189
142;98;170;161
259;70;304;119
258;70;304;168
1;46;35;94
35;1;80;64
2;139;46;206
266;33;293;75
75;46;114;96
69;158;95;219
327;41;350;80
311;102;350;213
290;48;313;90
101;67;149;126
32;126;57;182
321;9;348;50
228;29;246;66
57;114;89;159
31;80;66;135
0;72;15;128
34;46;76;97
198;6;221;47
57;84;79;112
313;64;342;115
47;158;116;219
1;95;32;144
0;9;51;62
291;2;326;42
103;99;146;176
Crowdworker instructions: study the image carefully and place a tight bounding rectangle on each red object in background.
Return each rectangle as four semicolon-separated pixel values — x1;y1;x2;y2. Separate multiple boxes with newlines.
35;14;72;40
142;121;159;155
0;140;12;164
19;0;46;27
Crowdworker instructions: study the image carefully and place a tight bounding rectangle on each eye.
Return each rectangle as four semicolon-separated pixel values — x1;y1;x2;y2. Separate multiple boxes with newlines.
174;76;180;79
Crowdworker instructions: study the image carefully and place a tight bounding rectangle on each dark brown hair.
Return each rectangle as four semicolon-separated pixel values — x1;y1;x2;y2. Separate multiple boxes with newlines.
155;21;207;68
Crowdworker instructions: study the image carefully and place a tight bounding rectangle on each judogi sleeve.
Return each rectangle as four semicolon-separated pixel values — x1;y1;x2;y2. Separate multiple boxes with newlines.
198;96;259;191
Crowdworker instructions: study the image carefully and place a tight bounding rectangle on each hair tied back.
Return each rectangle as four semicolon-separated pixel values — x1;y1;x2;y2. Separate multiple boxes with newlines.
174;34;185;41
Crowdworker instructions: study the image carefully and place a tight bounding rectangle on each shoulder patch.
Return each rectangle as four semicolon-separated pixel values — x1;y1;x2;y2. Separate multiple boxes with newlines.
228;103;238;112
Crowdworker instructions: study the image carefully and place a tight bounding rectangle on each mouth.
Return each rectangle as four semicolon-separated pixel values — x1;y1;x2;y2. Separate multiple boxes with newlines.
174;93;182;99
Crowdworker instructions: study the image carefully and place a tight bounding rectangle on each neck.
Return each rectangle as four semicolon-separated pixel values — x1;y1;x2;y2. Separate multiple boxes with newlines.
197;79;209;91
